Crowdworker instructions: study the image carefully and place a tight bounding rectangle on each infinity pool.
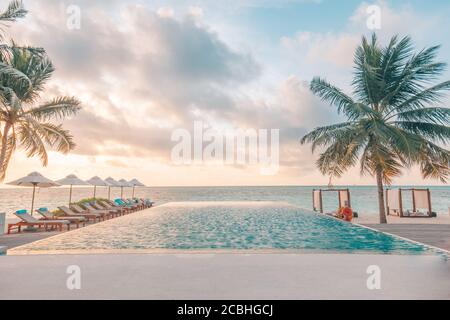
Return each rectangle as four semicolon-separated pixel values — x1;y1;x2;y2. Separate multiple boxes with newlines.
10;202;433;254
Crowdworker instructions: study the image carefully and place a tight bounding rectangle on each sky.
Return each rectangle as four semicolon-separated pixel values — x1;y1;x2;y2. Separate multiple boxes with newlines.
2;0;450;186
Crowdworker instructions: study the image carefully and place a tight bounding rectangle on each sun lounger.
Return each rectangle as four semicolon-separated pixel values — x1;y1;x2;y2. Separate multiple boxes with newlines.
127;198;144;210
82;203;115;219
119;199;137;210
8;210;71;234
115;199;138;211
70;204;109;220
91;202;122;217
134;198;148;209
141;198;155;208
36;208;86;228
99;201;129;214
59;206;102;222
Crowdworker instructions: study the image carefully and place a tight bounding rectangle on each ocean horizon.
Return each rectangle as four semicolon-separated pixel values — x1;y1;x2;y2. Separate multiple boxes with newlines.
1;185;448;220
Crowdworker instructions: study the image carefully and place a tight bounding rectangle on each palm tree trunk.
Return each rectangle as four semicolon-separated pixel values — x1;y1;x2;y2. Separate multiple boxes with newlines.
376;168;387;224
0;123;11;181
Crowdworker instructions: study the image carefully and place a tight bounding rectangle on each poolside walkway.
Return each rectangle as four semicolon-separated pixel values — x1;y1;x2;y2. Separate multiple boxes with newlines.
0;253;448;299
0;231;63;250
363;224;450;252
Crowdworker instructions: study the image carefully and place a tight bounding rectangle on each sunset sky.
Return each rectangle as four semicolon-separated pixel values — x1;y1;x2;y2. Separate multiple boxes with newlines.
3;0;450;186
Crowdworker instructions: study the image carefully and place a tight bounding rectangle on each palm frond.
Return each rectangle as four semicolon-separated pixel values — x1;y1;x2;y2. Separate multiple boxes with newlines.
0;128;16;181
23;97;81;120
386;81;450;116
0;62;31;92
0;0;27;22
310;77;378;120
300;122;357;151
392;107;450;124
38;122;76;153
395;121;450;144
352;34;384;105
417;141;450;182
360;142;403;184
383;46;447;109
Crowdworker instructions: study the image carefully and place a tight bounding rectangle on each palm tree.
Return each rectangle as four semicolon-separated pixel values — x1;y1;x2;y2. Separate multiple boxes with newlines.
0;0;26;33
0;0;27;56
301;34;450;224
0;45;81;181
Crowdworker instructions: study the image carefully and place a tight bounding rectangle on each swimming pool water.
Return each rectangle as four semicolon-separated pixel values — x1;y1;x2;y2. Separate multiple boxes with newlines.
10;202;433;254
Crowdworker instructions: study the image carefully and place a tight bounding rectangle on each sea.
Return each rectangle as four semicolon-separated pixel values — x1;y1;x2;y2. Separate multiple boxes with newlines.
0;185;449;220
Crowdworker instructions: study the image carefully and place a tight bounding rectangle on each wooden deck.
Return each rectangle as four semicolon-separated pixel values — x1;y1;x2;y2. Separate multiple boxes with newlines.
0;231;61;251
364;224;450;251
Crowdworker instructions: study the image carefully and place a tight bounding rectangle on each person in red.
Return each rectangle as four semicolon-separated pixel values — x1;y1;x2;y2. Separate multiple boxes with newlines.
340;201;353;222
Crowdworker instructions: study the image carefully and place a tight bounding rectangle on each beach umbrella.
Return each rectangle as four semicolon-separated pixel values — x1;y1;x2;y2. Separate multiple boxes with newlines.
105;177;120;200
117;179;132;199
129;178;146;198
86;176;108;199
7;172;60;216
56;174;89;205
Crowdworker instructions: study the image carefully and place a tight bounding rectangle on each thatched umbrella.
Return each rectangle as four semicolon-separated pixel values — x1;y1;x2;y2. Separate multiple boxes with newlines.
7;172;60;216
86;176;108;199
129;178;146;198
105;177;120;200
56;174;88;205
117;179;132;199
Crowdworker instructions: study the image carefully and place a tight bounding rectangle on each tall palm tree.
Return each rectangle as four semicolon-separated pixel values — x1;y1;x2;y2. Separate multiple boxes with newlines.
0;45;81;181
301;34;450;224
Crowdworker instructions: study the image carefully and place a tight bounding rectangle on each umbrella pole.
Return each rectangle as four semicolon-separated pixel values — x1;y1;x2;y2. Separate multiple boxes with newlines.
121;187;123;199
132;186;135;198
108;186;111;200
30;184;36;216
24;184;39;232
94;185;97;199
69;185;73;206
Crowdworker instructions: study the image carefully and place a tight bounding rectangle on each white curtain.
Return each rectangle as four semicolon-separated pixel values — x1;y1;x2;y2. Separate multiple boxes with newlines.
413;190;429;210
387;189;400;210
313;190;321;211
339;190;349;206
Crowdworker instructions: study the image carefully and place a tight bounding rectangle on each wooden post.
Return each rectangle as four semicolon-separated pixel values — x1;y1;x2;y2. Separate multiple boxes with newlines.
347;189;351;208
30;184;36;216
399;189;403;217
338;190;342;209
427;189;432;217
319;190;323;214
69;185;73;206
385;189;389;216
412;188;416;213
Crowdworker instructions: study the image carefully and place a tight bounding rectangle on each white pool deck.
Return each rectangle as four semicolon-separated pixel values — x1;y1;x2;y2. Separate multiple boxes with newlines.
1;202;449;299
0;253;449;300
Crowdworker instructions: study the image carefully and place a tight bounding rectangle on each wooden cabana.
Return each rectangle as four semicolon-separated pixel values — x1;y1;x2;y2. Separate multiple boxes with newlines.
386;188;433;218
312;188;351;214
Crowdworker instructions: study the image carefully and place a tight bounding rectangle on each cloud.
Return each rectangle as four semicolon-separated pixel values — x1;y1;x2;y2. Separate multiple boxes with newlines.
157;7;174;18
281;32;359;67
4;0;448;186
11;1;262;158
